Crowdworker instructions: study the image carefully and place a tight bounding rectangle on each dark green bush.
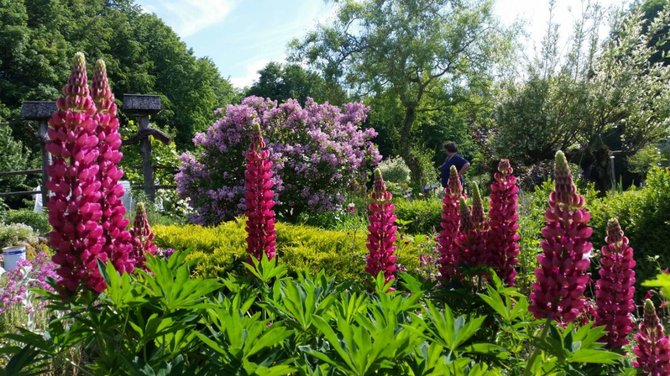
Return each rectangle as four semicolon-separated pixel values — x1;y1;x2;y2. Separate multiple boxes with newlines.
4;209;50;235
393;198;442;234
589;168;670;291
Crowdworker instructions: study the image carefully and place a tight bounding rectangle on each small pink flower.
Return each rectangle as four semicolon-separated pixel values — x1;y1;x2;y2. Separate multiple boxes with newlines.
633;299;670;374
130;202;157;268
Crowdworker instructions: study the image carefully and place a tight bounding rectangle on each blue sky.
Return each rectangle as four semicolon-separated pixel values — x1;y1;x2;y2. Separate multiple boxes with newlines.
136;0;628;89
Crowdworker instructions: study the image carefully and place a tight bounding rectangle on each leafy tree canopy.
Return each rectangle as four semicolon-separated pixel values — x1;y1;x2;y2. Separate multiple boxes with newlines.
246;62;347;105
0;0;236;150
291;0;514;186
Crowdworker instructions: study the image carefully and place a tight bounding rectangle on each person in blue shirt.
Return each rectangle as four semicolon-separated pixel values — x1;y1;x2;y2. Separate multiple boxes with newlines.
440;142;470;188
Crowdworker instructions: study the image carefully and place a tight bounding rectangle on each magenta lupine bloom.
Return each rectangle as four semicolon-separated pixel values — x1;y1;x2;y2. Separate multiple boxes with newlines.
595;218;636;349
529;151;592;323
366;169;398;285
244;124;277;261
91;59;134;273
633;299;670;374
46;53;105;293
455;184;489;272
487;159;520;286
437;166;462;281
130;202;157;268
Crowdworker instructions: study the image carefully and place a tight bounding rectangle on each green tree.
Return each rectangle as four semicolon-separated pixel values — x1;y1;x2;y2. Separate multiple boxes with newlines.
493;2;670;190
246;62;347;105
291;0;512;185
0;0;234;151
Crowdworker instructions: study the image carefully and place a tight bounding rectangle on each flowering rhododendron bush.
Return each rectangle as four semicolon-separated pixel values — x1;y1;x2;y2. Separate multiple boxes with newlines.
176;96;381;224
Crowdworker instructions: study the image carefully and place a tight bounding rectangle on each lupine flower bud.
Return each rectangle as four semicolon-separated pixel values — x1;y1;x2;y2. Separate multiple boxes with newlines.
47;53;105;293
92;59;134;273
244;124;277;261
595;218;636;349
366;169;398;286
633;299;670;374
437;165;462;281
456;185;489;277
529;151;592;323
487;159;520;286
130;202;157;268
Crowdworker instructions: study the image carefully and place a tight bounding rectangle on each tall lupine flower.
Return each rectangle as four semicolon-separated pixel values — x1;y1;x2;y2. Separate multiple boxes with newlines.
595;218;636;349
130;202;157;268
455;184;489;272
366;169;398;285
529;151;592;323
437;166;462;281
244;124;277;261
46;53;105;293
633;299;670;374
91;59;134;273
487;159;520;286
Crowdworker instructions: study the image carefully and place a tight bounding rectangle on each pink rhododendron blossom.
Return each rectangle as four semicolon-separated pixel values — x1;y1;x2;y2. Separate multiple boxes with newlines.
130;202;157;268
633;299;670;374
487;159;520;286
595;218;636;349
91;59;134;273
529;151;592;323
437;166;462;281
245;124;277;261
366;169;398;286
47;53;105;293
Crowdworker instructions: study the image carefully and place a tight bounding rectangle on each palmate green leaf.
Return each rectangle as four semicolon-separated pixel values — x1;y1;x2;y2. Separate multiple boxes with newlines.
420;301;486;352
141;255;221;311
305;315;357;372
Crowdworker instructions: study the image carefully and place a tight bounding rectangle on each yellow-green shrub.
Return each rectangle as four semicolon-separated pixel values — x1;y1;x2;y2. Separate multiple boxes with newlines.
153;219;432;282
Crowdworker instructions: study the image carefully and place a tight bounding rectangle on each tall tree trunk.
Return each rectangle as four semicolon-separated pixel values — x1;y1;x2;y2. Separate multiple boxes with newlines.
399;105;423;189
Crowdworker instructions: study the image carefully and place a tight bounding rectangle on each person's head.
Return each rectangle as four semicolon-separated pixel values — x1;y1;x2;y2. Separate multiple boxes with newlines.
444;142;458;155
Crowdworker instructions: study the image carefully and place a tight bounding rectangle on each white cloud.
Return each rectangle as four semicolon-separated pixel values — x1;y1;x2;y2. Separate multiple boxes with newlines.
148;0;237;38
230;58;271;89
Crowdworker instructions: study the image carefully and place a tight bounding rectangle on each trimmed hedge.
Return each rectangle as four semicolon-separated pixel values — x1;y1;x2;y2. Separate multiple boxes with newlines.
153;219;432;282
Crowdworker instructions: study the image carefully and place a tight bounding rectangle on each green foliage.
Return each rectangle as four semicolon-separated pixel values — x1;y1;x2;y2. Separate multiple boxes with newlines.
3;209;50;236
627;144;668;177
589;168;670;294
152;219;429;282
246;62;347;105
2;254;629;374
0;223;37;248
0;124;38;208
0;0;235;151
378;156;411;196
292;0;513;183
393;198;442;235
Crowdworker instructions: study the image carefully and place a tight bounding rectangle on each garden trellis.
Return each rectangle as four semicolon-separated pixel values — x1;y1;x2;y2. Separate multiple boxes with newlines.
1;95;172;202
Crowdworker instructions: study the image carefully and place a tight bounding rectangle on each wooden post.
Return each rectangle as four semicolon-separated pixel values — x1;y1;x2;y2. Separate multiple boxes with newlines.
122;94;166;202
21;101;57;203
138;115;155;201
